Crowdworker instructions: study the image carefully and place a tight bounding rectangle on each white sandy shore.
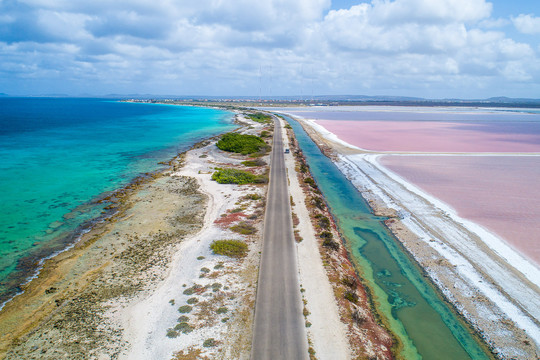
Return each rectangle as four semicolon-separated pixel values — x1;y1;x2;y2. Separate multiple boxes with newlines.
116;116;268;359
292;115;540;358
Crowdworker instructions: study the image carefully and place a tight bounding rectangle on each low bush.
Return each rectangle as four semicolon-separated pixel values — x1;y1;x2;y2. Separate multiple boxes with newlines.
178;305;193;313
166;329;179;338
187;297;198;305
311;196;325;210
216;132;267;155
241;158;267;167
217;306;228;314
246;112;272;124
341;275;357;288
322;238;340;251
210;240;248;258
344;291;359;303
174;322;194;334
203;338;217;348
178;315;189;322
230;221;257;235
304;177;316;187
212;168;256;184
317;216;330;229
243;193;261;201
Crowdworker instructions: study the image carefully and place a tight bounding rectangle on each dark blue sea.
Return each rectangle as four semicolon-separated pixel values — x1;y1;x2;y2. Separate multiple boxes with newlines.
0;98;235;307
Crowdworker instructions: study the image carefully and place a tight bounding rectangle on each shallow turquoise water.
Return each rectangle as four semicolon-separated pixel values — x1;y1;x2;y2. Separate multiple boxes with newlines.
284;115;492;360
0;98;235;306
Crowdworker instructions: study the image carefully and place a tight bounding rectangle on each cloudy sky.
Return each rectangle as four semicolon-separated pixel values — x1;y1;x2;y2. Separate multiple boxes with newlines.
1;0;539;98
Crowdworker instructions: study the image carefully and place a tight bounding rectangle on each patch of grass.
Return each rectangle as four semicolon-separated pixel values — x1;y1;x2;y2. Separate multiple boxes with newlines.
260;130;271;137
214;263;224;270
217;306;228;314
178;305;193;313
187;297;198;305
230;221;257;235
221;317;229;323
166;329;179;338
241;158;267;167
200;267;210;273
216;132;268;155
210;239;248;258
284;124;292;129
196;256;205;260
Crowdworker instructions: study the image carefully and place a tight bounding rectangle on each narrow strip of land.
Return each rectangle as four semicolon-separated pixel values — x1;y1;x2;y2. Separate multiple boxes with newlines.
251;118;307;359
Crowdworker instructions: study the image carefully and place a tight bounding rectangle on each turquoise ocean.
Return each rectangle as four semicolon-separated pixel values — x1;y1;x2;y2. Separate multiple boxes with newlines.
0;98;235;307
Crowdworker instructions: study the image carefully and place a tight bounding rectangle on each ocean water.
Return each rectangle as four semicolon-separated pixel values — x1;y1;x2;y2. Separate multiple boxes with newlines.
0;98;235;306
284;115;492;360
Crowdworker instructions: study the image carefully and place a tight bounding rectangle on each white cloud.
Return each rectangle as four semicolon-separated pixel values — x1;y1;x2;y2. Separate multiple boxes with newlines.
368;0;492;24
0;0;539;97
512;14;540;35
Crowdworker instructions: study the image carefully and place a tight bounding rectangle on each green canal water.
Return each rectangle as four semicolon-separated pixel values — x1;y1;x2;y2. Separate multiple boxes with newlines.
284;115;492;360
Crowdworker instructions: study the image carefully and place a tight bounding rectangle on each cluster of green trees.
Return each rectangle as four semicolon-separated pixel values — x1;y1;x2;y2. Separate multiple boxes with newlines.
216;133;268;155
246;112;272;124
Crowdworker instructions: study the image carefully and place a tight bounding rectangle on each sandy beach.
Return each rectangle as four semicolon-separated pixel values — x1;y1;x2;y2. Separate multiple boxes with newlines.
282;111;540;359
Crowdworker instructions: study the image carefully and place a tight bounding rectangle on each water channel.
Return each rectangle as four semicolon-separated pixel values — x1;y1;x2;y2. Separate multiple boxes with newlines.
283;115;493;360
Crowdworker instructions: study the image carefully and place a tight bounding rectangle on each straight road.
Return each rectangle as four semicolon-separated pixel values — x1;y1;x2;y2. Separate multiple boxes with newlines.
251;118;308;359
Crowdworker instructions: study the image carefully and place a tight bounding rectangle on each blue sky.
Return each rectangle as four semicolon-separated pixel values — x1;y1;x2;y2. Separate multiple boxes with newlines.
0;0;539;98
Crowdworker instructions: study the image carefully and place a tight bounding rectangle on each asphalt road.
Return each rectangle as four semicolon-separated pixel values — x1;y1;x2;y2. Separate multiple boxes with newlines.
251;118;308;360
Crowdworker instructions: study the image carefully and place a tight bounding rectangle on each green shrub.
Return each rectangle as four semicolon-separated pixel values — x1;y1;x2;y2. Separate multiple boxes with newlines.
210;240;248;258
344;291;359;303
311;196;325;210
230;222;257;235
260;130;271;137
216;133;267;155
243;193;261;201
178;315;189;322
241;159;267;167
166;329;179;338
323;239;340;251
178;305;193;313
341;276;357;288
174;322;194;334
304;177;318;189
212;168;256;184
217;306;228;314
203;338;217;347
246;112;272;124
318;216;330;229
211;282;222;292
187;297;198;305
